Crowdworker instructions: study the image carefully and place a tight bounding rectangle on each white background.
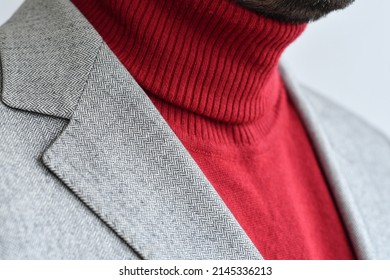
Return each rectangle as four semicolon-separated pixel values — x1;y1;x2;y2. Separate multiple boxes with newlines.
1;260;390;280
1;0;389;136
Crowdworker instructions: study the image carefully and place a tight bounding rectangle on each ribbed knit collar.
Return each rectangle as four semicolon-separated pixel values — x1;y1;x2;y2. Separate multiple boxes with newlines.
72;0;306;144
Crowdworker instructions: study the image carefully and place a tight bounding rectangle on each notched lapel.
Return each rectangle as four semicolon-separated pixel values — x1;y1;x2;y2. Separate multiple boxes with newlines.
42;44;262;260
0;0;103;118
0;0;260;260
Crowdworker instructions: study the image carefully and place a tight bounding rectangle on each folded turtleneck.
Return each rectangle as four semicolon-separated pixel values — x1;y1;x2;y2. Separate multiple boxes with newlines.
71;0;305;144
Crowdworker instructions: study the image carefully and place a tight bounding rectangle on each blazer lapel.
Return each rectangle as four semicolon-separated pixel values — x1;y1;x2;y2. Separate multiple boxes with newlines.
0;0;103;119
0;0;261;260
41;42;262;259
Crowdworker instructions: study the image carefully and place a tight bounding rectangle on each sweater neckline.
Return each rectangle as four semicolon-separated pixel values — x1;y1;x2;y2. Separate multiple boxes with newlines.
72;0;306;145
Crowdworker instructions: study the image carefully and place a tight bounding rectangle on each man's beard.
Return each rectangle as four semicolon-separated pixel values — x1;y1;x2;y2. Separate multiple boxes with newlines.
232;0;355;23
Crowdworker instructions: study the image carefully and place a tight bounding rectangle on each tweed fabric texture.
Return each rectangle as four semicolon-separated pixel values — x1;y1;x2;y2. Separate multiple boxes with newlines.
0;0;138;260
0;0;103;118
43;43;263;259
0;0;389;259
0;100;139;259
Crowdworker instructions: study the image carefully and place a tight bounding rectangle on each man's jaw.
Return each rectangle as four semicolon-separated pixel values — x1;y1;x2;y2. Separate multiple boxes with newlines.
231;0;355;23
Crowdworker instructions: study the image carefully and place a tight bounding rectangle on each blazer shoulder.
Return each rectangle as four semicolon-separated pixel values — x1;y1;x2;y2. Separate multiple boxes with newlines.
298;84;390;259
299;84;390;156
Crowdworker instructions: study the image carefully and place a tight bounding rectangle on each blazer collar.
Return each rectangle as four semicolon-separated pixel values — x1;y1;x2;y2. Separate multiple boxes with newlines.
0;0;103;118
0;0;262;259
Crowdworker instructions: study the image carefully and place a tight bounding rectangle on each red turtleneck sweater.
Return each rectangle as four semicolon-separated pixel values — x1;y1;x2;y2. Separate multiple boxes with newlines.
72;0;355;259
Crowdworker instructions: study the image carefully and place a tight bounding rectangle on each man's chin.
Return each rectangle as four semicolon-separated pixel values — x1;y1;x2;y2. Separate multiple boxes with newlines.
301;0;355;22
232;0;355;23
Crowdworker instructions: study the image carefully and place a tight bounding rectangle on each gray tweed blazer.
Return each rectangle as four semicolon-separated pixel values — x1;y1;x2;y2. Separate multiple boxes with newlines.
0;0;389;260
